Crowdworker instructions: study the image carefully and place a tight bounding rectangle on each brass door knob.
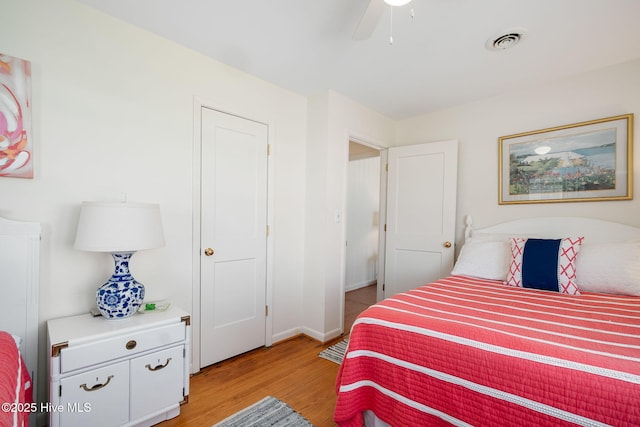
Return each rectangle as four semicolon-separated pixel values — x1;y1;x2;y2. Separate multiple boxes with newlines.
443;241;452;248
204;248;214;256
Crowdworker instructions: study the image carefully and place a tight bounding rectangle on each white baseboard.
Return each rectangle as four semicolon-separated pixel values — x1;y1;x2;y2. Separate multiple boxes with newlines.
272;326;343;346
271;327;302;345
300;326;342;343
345;280;376;293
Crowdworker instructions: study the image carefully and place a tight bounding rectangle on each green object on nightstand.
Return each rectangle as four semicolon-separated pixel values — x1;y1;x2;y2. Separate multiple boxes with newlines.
145;303;156;311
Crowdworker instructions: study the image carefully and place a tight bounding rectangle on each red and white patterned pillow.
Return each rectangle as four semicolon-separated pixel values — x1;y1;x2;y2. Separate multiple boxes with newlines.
505;237;584;295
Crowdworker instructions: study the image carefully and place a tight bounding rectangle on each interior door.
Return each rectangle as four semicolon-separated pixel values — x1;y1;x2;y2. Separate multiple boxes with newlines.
383;140;458;298
200;107;268;367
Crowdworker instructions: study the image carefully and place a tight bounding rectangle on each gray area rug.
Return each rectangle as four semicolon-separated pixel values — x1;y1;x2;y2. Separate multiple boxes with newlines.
318;338;348;364
212;396;313;427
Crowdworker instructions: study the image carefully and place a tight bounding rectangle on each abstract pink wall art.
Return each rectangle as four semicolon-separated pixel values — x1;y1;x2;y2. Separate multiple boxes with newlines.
0;53;33;179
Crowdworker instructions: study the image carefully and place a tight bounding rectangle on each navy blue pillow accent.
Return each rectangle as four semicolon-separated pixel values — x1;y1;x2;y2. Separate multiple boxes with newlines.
522;239;561;292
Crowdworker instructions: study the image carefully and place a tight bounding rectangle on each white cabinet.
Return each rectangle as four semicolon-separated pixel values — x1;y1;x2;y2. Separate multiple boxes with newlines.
47;307;190;427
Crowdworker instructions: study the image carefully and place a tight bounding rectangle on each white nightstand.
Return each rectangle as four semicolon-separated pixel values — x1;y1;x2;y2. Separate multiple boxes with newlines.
47;306;191;427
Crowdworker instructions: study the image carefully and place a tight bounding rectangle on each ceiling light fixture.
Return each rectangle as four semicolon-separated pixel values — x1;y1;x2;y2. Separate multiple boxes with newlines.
386;0;414;45
384;0;412;5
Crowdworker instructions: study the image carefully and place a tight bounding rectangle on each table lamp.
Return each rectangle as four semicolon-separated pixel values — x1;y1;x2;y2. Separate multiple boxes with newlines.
74;201;165;319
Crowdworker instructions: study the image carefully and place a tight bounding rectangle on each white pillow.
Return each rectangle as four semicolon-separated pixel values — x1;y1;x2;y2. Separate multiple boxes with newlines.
575;241;640;295
451;237;511;281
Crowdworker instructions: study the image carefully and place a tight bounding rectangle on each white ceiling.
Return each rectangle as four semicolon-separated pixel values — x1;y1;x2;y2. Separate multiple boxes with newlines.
77;0;640;119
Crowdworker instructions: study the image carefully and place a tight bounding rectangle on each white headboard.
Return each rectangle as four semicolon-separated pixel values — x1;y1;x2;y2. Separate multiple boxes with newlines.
0;217;40;407
464;215;640;243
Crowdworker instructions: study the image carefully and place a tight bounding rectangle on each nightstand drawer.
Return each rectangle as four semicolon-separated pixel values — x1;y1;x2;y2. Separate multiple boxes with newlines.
60;322;185;373
59;361;129;427
130;345;185;420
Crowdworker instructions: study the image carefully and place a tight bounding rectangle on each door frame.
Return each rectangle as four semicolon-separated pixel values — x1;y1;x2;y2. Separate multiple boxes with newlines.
191;97;275;373
377;148;388;303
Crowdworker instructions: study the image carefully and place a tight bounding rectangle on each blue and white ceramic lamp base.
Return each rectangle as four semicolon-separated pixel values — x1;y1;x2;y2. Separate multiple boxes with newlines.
96;252;145;319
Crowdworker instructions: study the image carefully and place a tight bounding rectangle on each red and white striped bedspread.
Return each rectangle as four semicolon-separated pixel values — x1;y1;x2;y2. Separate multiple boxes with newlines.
0;331;31;427
334;275;640;426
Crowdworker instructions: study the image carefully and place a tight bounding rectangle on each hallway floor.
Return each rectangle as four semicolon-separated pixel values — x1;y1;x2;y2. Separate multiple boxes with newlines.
344;283;377;333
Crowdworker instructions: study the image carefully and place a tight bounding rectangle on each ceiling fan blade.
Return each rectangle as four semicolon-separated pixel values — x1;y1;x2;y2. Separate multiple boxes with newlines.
353;0;385;41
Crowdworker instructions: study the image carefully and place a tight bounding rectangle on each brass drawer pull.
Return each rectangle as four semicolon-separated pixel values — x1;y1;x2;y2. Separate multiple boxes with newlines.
80;375;113;392
146;357;172;372
125;340;137;350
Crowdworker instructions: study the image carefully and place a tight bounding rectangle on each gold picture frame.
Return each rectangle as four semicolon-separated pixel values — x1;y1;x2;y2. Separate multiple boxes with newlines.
499;114;633;204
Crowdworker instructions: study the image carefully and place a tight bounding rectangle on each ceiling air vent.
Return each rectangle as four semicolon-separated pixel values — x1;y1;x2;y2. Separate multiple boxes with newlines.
485;28;527;51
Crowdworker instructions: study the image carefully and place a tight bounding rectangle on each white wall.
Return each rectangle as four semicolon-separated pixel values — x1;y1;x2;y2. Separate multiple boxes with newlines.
396;58;640;247
303;90;394;341
346;156;380;291
0;0;307;404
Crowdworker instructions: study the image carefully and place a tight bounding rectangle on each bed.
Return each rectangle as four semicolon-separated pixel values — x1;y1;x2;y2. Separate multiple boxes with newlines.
334;216;640;426
0;217;40;427
0;332;33;427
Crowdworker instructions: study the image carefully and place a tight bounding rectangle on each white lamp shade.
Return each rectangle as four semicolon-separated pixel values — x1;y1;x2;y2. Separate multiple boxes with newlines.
74;202;165;252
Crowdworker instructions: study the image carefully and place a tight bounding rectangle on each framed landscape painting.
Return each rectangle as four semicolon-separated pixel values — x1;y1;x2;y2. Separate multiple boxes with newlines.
499;114;633;204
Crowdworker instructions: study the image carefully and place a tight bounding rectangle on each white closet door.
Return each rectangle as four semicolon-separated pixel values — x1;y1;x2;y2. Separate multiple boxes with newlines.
200;107;268;367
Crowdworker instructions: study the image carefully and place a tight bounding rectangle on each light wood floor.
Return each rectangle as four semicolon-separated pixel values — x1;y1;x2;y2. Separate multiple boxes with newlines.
344;283;377;333
160;284;376;427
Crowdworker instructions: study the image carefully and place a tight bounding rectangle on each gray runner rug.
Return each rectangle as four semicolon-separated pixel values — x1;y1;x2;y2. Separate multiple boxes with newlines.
318;338;348;364
212;396;313;427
